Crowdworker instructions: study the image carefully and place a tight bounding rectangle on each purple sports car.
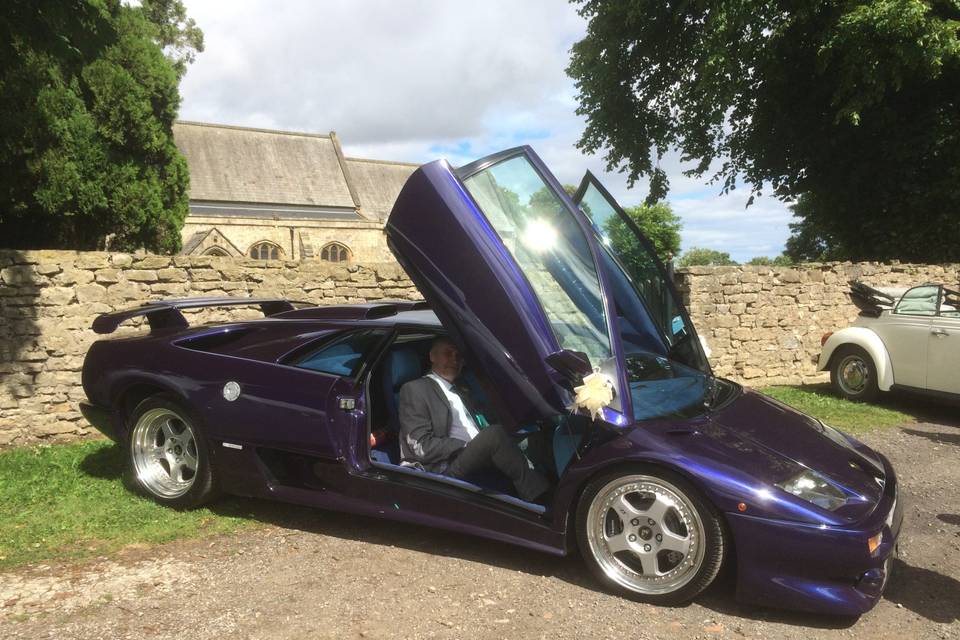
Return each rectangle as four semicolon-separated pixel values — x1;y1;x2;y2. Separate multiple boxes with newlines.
80;147;901;615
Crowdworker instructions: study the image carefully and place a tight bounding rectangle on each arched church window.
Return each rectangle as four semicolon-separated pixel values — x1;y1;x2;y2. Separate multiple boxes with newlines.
203;246;230;257
249;242;282;260
320;242;351;263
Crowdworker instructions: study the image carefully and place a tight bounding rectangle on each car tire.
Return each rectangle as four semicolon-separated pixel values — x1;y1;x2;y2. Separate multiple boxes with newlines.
125;394;219;509
575;466;726;606
830;345;880;402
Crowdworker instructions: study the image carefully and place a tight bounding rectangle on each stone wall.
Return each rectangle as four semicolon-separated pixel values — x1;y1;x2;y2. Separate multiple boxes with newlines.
674;262;960;384
0;250;418;448
2;250;957;447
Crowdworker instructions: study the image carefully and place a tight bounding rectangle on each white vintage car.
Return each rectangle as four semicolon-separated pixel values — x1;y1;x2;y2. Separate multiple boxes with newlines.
818;281;960;402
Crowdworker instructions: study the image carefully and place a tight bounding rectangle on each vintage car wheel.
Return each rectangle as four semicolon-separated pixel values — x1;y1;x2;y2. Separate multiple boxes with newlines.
126;395;218;508
576;468;725;606
830;345;879;402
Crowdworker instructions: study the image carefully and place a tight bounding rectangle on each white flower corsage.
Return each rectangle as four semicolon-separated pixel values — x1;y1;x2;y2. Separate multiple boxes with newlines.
569;368;614;419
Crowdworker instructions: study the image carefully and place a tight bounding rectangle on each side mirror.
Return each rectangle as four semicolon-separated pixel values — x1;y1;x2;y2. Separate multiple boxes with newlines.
545;349;592;382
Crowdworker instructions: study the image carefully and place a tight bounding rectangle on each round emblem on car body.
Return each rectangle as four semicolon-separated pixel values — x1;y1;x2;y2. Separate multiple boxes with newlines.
222;381;241;402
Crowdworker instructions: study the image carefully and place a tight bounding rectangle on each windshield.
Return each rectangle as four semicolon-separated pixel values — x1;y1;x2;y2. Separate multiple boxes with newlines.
461;155;613;368
626;351;710;420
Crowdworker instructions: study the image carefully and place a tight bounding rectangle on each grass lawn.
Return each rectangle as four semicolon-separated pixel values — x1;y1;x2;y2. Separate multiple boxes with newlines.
0;439;255;570
760;384;914;435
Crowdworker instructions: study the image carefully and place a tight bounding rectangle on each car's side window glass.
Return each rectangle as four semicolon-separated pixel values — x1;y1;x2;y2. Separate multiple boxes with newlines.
289;329;385;377
893;285;940;316
940;288;960;317
462;155;612;368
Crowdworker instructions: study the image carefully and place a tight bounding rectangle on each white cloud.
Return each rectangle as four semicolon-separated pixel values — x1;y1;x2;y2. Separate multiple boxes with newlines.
179;0;792;262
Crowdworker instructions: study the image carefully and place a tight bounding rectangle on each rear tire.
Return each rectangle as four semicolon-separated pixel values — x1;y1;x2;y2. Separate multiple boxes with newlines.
125;395;219;509
830;345;880;402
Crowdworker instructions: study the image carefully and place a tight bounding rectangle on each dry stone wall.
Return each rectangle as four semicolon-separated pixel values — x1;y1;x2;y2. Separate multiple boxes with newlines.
674;262;960;384
0;250;418;447
2;250;957;447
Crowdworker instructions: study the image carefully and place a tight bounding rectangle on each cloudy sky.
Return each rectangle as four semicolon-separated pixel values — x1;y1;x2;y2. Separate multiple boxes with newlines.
178;0;794;262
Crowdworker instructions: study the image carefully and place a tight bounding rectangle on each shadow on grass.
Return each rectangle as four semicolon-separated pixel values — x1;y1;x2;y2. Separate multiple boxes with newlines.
779;383;960;428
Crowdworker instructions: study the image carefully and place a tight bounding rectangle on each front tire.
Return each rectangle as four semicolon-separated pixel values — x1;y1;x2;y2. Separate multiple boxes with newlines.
575;467;726;606
126;395;218;509
830;345;880;402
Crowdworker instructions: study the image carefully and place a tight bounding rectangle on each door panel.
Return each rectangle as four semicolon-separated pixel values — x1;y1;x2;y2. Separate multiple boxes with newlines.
203;361;340;457
927;316;960;394
873;315;931;388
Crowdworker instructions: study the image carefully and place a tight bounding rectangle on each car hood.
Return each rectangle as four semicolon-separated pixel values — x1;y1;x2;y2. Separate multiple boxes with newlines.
702;388;886;520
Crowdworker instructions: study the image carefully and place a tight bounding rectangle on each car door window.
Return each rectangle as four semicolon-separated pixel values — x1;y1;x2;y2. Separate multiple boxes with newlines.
289;330;386;377
461;155;612;368
573;173;709;373
894;286;940;316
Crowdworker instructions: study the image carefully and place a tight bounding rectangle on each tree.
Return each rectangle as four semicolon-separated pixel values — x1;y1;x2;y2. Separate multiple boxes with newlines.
605;201;681;267
568;1;960;262
747;255;793;266
0;0;202;252
678;248;737;267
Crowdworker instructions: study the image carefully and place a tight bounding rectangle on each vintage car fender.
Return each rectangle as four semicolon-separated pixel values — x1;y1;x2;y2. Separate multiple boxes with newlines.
818;327;895;391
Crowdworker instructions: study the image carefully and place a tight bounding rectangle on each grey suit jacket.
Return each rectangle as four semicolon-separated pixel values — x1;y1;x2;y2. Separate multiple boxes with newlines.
398;376;467;472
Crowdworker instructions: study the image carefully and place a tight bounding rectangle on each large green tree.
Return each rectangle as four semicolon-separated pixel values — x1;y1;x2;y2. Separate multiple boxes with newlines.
0;0;202;252
568;1;960;262
604;201;682;272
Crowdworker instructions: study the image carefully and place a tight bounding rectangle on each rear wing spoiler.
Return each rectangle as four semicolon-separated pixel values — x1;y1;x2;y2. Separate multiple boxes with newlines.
91;297;305;335
847;281;896;318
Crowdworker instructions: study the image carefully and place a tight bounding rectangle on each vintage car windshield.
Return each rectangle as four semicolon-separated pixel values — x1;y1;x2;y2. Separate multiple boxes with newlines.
461;155;613;368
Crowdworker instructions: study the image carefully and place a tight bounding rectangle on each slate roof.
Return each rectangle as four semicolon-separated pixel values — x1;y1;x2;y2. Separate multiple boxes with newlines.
173;122;355;208
345;157;419;221
173;122;421;220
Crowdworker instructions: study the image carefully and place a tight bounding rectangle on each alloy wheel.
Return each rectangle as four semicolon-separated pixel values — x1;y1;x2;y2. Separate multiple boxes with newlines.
130;408;199;499
585;475;706;595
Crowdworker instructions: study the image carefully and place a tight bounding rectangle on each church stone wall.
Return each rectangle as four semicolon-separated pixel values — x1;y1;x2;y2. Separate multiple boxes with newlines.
674;261;960;384
1;250;957;448
0;250;417;448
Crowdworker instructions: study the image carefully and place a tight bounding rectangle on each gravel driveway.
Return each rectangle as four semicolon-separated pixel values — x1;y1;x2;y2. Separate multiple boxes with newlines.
2;420;959;640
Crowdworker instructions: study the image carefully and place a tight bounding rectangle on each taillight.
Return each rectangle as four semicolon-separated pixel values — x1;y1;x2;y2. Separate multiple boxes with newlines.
821;331;834;346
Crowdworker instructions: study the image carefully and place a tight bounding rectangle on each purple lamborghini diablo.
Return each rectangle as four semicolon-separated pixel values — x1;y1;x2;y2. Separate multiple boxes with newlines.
80;147;901;615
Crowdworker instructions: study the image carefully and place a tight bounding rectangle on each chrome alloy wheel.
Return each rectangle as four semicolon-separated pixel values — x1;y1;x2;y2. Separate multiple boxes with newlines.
130;408;199;499
585;475;706;595
837;354;869;395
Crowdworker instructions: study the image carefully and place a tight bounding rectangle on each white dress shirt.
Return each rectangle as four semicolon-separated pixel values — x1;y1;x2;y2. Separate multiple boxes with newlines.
427;373;479;444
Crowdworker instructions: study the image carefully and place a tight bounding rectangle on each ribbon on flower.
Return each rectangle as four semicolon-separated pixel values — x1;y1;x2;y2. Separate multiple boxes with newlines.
569;368;614;419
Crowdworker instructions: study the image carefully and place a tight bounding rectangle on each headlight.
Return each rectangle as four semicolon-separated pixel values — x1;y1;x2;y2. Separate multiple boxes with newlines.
776;469;848;511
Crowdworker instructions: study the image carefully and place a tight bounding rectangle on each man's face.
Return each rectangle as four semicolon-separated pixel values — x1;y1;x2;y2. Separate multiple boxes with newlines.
429;339;463;382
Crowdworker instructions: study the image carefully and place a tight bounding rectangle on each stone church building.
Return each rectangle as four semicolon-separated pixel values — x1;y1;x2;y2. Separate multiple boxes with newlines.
173;121;418;263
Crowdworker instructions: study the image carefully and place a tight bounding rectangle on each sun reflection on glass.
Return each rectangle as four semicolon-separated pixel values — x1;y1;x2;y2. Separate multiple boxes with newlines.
522;218;558;252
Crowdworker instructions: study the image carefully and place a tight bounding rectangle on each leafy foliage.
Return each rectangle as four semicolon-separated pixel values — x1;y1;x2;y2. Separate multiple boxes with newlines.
0;0;202;252
678;247;737;267
605;201;682;266
747;255;793;266
568;0;960;261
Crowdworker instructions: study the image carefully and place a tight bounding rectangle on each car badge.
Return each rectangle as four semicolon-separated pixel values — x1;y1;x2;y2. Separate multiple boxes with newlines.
222;381;242;402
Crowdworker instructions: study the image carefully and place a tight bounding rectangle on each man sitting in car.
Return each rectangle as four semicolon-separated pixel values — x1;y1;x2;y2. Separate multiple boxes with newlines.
398;336;550;503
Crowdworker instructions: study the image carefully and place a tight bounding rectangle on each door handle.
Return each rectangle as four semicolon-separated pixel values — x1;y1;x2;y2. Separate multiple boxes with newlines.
931;328;950;337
